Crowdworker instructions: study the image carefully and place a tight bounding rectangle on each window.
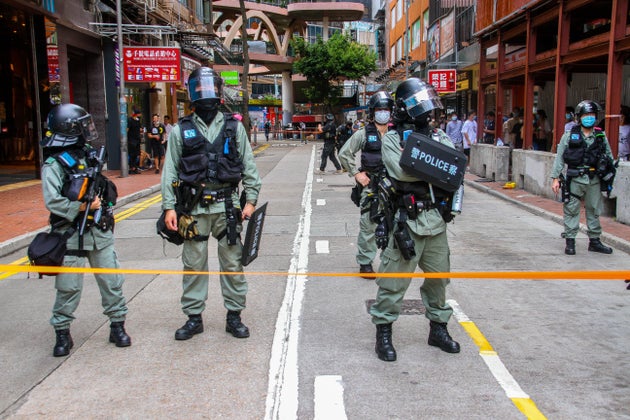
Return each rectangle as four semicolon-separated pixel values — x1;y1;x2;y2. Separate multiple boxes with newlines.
391;7;396;29
412;18;421;50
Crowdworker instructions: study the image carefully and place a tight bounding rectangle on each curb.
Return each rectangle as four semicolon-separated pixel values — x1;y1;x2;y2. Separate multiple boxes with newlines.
465;180;630;255
0;184;161;259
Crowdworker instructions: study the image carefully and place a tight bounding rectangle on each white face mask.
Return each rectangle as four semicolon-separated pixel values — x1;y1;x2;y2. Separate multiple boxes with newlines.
374;110;391;125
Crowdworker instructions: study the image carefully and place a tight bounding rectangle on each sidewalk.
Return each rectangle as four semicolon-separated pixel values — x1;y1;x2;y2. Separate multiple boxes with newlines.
0;169;162;257
1;158;630;258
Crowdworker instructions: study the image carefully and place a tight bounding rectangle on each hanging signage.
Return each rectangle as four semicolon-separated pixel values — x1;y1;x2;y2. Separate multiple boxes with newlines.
221;71;240;86
428;69;456;93
123;47;181;83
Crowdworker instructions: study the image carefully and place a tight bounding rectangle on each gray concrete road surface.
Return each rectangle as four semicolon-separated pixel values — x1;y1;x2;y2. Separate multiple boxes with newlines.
0;142;628;419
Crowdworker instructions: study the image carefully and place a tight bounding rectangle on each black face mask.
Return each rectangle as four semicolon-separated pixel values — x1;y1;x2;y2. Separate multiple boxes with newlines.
194;100;219;124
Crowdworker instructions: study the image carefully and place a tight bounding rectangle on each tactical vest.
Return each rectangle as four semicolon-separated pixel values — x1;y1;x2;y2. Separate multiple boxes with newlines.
563;126;606;169
178;114;243;185
360;123;383;172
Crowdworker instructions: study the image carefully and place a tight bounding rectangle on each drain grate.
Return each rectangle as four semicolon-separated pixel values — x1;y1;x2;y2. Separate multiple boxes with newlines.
365;299;425;315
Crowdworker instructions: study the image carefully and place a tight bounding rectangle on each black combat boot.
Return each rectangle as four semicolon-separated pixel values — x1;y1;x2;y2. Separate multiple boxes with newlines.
175;314;204;340
588;238;613;254
375;323;397;362
565;238;576;255
53;329;73;357
109;321;132;347
428;321;460;353
359;264;376;279
226;310;250;338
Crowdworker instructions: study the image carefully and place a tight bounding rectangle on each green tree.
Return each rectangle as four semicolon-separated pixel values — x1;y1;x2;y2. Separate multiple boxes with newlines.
292;33;377;111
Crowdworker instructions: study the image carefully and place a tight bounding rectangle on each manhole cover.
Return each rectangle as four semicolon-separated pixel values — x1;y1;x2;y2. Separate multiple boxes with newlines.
366;299;425;315
474;178;494;183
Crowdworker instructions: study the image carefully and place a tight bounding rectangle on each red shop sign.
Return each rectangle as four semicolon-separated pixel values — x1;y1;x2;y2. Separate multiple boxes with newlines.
427;69;456;93
123;47;181;83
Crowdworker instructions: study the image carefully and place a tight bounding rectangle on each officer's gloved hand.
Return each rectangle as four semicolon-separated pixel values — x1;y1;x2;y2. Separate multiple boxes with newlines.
375;222;389;250
625;279;630;290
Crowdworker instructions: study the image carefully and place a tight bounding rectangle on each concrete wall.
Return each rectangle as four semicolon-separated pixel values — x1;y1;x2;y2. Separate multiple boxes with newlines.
471;147;628;221
470;143;510;182
469;143;510;182
613;161;630;224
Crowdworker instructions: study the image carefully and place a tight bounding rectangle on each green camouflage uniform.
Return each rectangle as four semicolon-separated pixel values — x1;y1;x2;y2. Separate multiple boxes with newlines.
161;112;261;315
369;129;455;325
42;150;127;330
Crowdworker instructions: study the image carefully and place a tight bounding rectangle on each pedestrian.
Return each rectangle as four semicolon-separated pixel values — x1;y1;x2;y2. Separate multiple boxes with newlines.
147;113;166;174
264;119;271;141
163;115;173;146
338;91;395;278
618;105;630;161
336;120;353;154
369;78;461;362
40;103;131;357
461;110;477;161
445;111;463;151
160;67;262;341
127;108;142;174
482;111;496;144
551;100;615;255
316;113;343;174
534;109;551;151
564;106;577;133
299;121;307;143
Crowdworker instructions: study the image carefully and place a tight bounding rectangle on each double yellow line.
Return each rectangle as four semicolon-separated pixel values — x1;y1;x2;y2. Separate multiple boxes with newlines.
0;194;162;281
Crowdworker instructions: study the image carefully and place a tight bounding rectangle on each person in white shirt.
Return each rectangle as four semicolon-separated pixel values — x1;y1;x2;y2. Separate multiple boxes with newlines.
619;105;630;160
461;110;477;160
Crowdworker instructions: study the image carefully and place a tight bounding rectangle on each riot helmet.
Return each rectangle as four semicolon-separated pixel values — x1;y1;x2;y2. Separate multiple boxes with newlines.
574;100;601;117
188;67;223;108
325;113;335;122
368;91;395;122
395;78;443;122
41;103;98;148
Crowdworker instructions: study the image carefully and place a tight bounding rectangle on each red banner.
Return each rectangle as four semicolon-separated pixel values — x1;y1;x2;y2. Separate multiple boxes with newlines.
428;69;456;93
123;47;181;83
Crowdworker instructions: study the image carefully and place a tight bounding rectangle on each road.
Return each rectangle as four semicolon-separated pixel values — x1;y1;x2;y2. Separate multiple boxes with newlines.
0;142;628;419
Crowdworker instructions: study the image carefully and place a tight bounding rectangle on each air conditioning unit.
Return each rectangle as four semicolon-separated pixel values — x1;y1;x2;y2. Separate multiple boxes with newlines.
168;40;180;47
146;0;157;10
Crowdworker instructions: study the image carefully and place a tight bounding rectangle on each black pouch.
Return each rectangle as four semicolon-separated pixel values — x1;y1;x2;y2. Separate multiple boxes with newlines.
217;156;244;184
350;184;361;207
27;228;74;278
179;154;209;184
156;211;184;245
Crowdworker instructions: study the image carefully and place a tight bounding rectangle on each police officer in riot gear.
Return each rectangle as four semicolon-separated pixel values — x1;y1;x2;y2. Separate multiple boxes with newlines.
161;67;262;340
551;100;615;255
317;113;343;174
369;78;461;361
41;103;131;357
339;91;395;278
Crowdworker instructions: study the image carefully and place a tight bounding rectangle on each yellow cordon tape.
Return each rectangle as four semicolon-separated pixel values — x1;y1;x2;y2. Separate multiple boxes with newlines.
1;265;629;279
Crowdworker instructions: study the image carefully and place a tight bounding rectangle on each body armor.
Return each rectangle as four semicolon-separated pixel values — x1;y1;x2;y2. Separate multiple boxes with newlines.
563;125;606;169
178;114;243;185
361;123;383;172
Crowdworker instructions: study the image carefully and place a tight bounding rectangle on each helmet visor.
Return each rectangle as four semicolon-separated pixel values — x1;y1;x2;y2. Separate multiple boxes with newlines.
188;74;223;103
402;88;443;118
77;113;98;142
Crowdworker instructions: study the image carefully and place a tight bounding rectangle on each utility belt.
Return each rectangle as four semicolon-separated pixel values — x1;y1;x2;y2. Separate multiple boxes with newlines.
200;186;235;207
566;167;595;178
397;193;438;220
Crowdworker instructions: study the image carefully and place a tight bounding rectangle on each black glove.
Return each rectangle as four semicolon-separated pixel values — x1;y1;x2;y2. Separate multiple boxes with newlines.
375;222;389;250
625;279;630;290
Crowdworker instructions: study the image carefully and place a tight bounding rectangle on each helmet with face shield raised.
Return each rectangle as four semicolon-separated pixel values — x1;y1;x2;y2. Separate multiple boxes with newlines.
41;103;98;148
394;78;443;124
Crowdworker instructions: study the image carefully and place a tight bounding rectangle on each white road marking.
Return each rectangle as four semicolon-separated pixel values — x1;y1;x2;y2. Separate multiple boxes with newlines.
264;145;316;420
315;240;330;254
314;375;347;420
316;199;326;206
